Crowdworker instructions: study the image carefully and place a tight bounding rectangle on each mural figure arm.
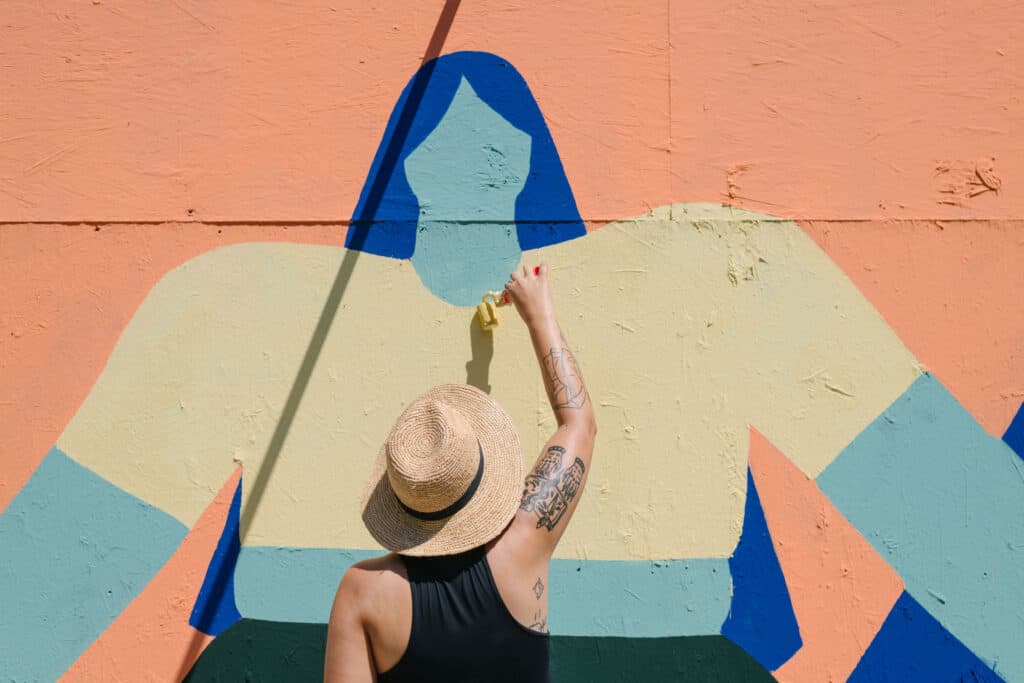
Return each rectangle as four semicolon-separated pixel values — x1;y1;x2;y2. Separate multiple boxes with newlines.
504;263;596;556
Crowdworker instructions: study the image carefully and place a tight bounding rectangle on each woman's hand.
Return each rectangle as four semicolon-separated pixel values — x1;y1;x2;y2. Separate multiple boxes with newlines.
504;263;555;327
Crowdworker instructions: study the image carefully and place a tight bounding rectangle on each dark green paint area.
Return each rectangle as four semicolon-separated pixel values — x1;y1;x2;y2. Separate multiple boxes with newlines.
550;635;776;682
184;619;327;683
184;619;775;682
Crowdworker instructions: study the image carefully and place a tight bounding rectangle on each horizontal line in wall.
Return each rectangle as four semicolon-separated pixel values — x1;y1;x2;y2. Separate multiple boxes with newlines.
1;217;1019;227
0;219;597;227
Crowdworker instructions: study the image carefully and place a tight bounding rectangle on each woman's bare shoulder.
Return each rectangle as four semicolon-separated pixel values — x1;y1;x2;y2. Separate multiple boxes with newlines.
346;553;407;597
330;553;408;626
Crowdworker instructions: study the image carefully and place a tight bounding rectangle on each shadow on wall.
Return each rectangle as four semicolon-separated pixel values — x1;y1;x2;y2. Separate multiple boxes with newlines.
465;312;495;394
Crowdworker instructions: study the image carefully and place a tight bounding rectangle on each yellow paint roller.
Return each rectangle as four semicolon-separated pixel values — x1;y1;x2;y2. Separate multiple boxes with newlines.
476;290;510;331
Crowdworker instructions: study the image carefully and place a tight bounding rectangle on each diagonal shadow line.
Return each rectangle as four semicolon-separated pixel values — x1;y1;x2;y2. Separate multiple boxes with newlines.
344;2;460;248
238;0;462;550
174;3;461;680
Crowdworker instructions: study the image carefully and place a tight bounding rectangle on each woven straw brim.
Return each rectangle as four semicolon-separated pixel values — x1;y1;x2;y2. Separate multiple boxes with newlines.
360;384;524;556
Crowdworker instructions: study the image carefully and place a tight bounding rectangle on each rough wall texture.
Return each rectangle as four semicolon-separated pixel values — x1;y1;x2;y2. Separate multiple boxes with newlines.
1;2;1022;681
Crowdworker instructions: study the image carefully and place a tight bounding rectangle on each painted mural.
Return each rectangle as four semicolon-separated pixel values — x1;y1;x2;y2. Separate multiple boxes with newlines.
2;3;1023;682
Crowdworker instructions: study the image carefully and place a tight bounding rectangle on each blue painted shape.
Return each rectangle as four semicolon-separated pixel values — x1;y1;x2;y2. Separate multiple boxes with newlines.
345;51;585;261
720;468;802;671
818;372;1024;681
848;591;1005;683
189;474;242;636
1002;401;1024;460
235;546;732;637
0;447;186;682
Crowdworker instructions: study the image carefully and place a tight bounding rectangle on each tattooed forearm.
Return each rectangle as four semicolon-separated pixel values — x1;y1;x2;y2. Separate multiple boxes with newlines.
520;446;586;531
542;345;588;409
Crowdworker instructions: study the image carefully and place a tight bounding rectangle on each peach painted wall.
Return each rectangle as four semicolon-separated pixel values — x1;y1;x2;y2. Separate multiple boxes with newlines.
2;2;1022;681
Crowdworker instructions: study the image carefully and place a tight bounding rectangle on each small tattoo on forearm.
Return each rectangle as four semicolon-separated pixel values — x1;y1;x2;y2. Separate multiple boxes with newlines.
543;346;588;409
520;446;586;532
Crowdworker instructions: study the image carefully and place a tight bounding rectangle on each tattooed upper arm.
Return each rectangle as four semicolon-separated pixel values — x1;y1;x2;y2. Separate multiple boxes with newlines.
515;324;594;554
519;445;587;534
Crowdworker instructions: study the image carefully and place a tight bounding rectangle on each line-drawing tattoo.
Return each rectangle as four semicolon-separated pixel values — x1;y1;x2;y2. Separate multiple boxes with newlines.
529;609;548;633
533;577;545;600
520;447;586;532
543;346;588;409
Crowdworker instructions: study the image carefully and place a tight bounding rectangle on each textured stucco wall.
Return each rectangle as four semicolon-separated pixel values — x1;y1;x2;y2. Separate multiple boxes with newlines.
2;2;1023;681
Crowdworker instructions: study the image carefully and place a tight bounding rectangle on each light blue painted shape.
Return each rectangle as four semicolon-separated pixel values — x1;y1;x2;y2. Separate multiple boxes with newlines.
409;222;523;307
818;372;1024;682
236;546;731;637
548;557;731;637
235;547;379;624
406;76;529;306
0;447;186;682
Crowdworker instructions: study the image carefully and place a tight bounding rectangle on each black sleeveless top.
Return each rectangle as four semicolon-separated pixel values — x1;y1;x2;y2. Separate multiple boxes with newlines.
378;545;551;682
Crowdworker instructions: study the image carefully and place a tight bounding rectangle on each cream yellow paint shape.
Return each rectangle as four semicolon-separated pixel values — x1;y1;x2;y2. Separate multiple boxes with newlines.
57;204;919;559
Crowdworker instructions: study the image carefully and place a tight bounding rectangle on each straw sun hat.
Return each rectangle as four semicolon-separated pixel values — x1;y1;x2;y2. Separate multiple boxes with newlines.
360;384;525;556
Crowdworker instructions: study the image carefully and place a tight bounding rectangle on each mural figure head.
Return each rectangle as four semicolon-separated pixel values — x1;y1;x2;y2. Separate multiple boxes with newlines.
346;51;586;306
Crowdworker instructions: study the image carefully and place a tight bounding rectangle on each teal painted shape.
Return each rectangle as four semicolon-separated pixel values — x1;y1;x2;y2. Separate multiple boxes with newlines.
548;557;731;637
0;447;186;682
818;372;1024;682
236;547;731;637
406;77;529;306
235;547;379;623
410;222;523;307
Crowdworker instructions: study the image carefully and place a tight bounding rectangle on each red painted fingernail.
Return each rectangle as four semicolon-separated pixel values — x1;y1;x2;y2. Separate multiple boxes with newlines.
503;292;511;304
534;266;541;275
